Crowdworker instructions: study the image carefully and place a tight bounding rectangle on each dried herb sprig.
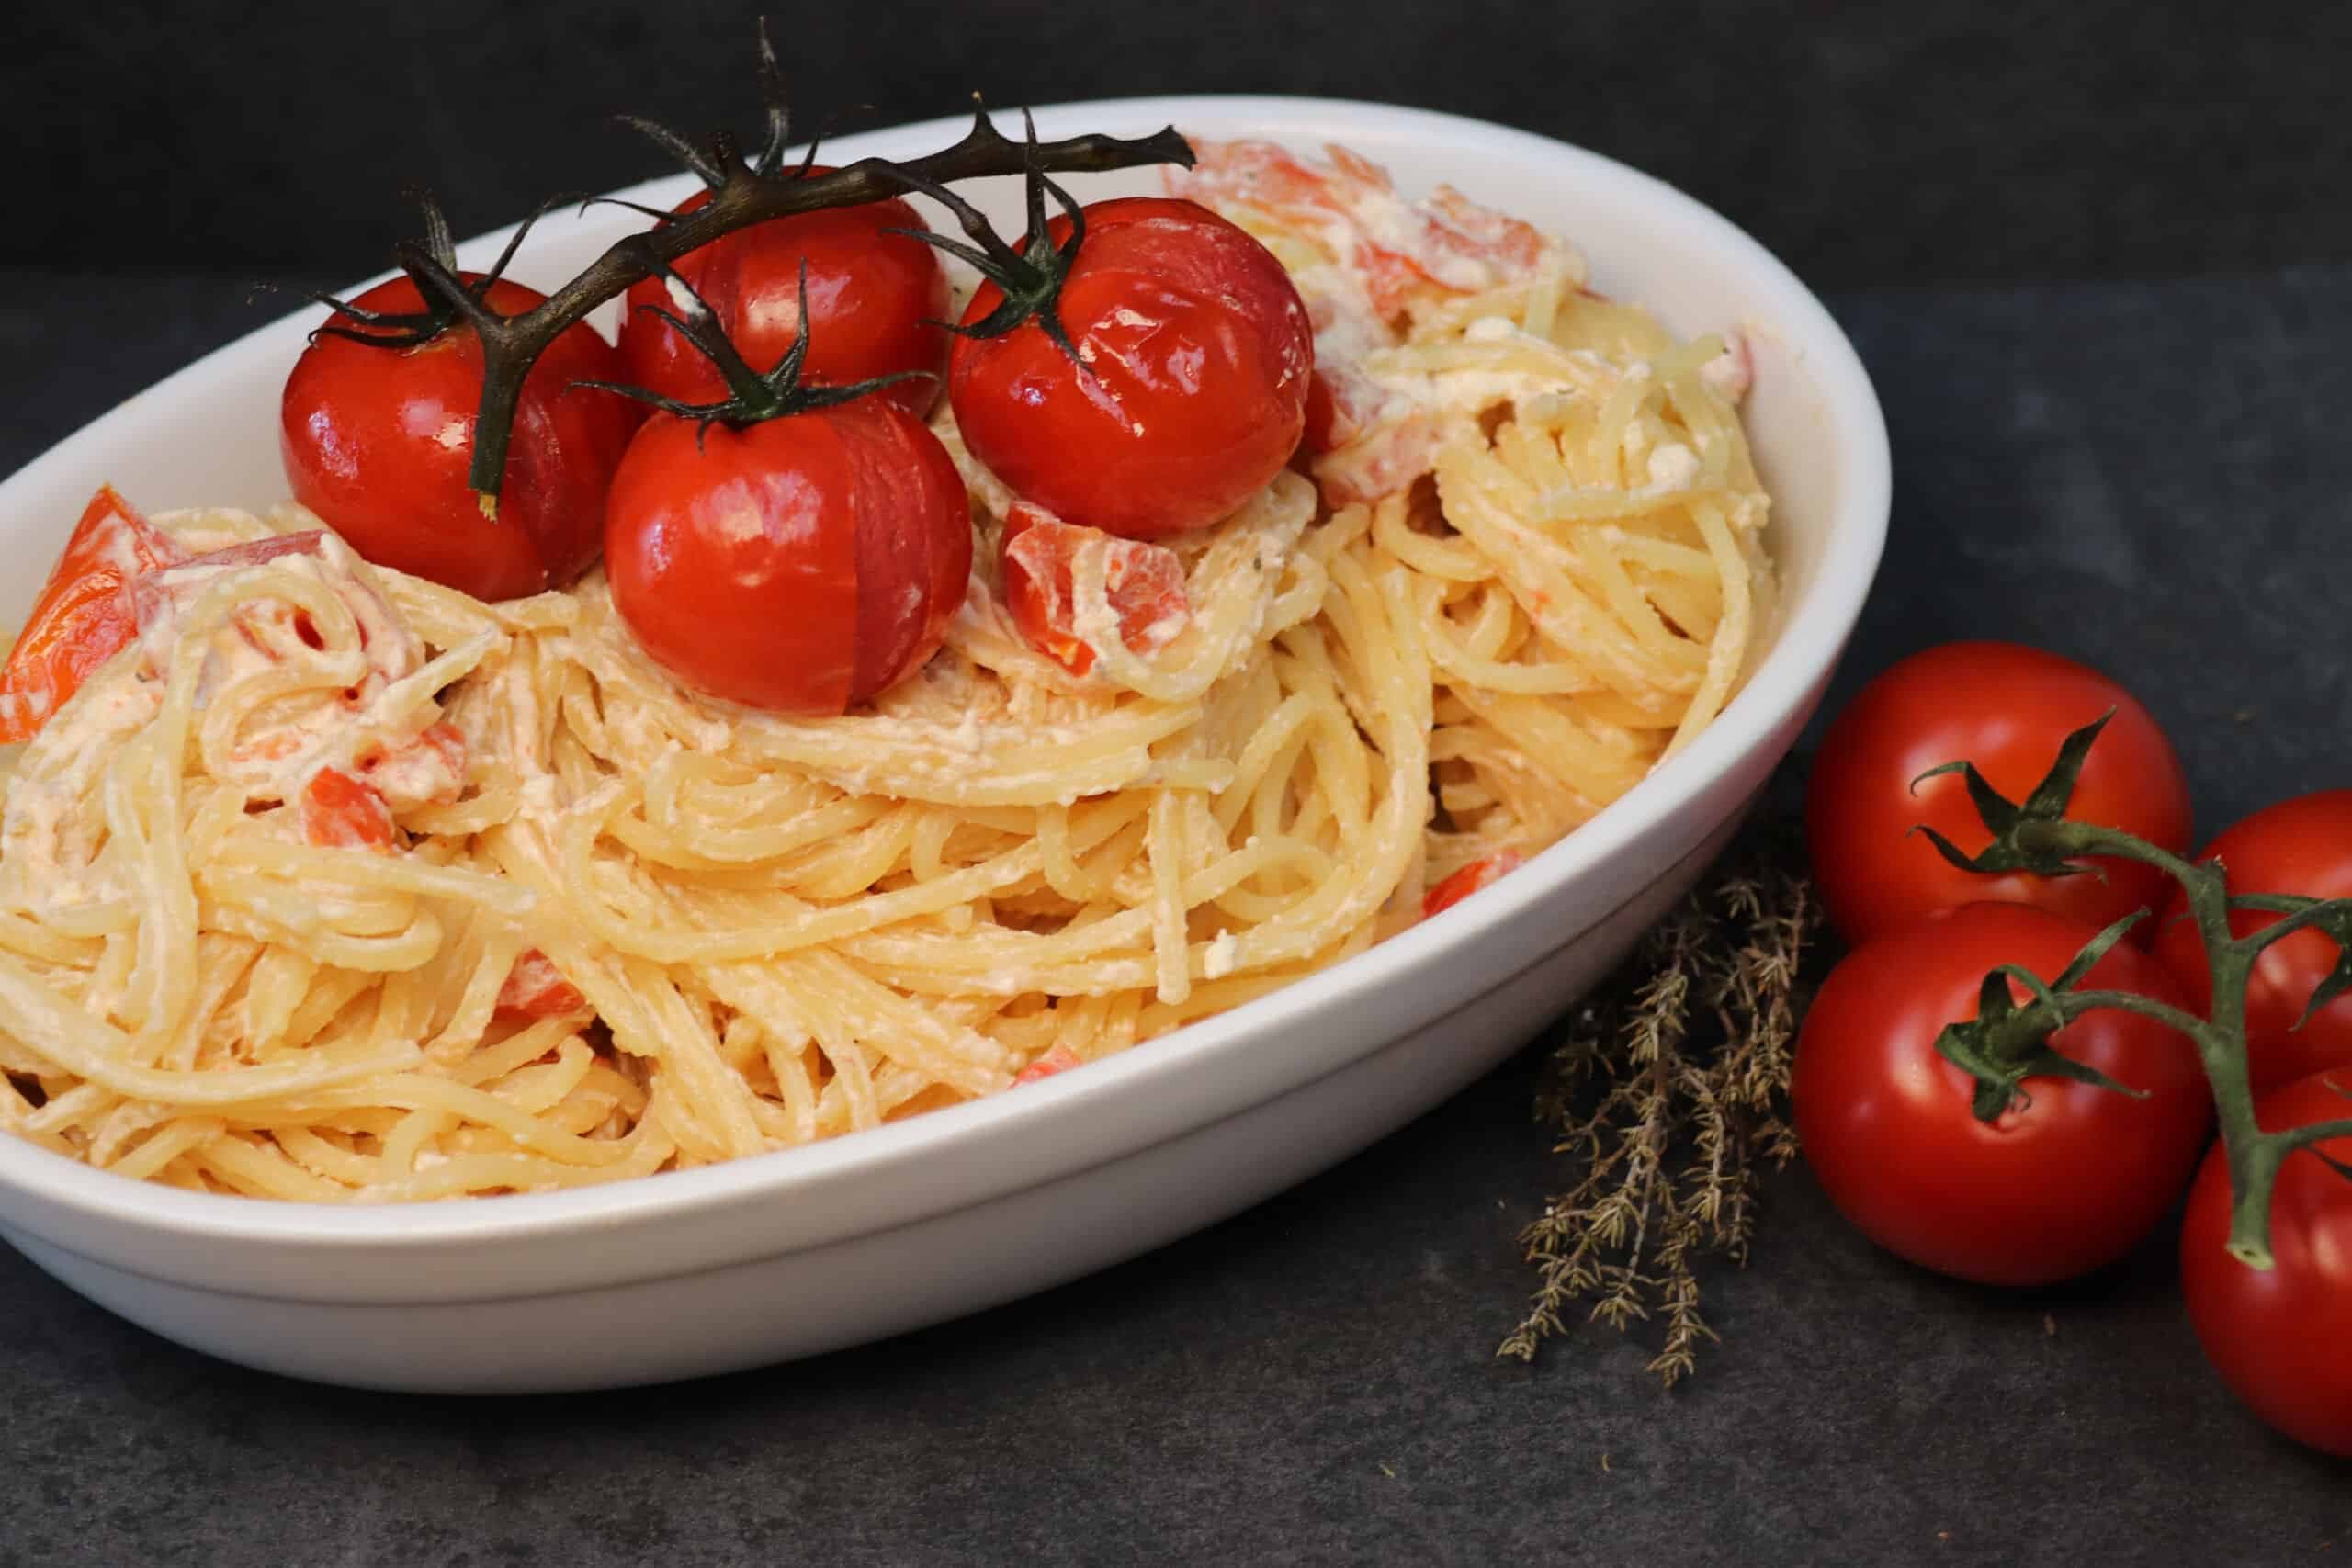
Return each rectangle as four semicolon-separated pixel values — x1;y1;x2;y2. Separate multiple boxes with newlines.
1499;821;1820;1384
352;20;1193;509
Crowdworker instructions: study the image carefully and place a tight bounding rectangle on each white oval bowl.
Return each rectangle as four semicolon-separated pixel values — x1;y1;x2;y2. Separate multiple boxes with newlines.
0;96;1887;1393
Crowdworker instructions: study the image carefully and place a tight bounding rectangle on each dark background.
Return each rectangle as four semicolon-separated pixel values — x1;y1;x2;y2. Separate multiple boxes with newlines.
6;6;2352;1565
9;2;2351;290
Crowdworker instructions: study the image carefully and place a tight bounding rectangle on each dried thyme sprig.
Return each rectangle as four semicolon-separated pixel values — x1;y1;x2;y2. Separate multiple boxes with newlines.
1499;821;1820;1384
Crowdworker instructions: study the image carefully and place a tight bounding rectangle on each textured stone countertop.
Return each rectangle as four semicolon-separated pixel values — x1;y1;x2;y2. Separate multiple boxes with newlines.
1;266;2347;1564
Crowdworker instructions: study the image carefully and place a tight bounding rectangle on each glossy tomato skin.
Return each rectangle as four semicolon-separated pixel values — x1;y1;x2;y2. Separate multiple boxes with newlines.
2154;792;2352;1094
1793;902;2211;1287
604;397;971;715
617;182;949;419
1805;641;2192;945
281;275;642;601
2179;1070;2352;1457
950;197;1314;541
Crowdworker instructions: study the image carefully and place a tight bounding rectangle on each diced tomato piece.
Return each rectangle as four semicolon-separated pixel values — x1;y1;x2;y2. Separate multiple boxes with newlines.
1423;185;1551;276
0;486;187;742
496;949;588;1020
1013;1045;1083;1085
1313;412;1443;508
1000;503;1189;676
362;719;469;807
1423;850;1528;919
129;530;328;656
300;767;396;852
1174;141;1554;320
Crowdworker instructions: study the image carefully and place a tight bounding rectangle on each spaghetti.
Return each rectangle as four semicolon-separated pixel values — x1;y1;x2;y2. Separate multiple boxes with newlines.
0;141;1771;1200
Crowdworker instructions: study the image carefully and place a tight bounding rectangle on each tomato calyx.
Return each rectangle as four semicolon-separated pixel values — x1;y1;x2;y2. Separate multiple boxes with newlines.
1928;908;2172;1122
1908;710;2125;884
614;17;812;197
309;186;562;356
580;259;929;432
873;110;1092;368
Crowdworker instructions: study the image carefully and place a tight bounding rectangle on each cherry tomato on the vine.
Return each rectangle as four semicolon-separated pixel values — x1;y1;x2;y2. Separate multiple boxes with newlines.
282;275;643;602
2154;792;2352;1094
618;179;949;420
1804;641;2192;945
1793;901;2211;1287
603;396;971;715
2179;1070;2352;1458
950;197;1315;541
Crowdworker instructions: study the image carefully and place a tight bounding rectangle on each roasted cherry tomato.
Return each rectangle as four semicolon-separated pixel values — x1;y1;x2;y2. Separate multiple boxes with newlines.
2154;792;2352;1094
618;179;948;419
1804;642;2192;945
950;197;1314;540
998;502;1188;675
1423;851;1526;919
2180;1070;2352;1458
604;397;971;714
1793;902;2211;1287
282;274;643;602
0;487;184;742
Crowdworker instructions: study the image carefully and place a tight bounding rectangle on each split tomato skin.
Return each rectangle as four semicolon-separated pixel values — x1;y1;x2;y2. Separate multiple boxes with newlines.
2179;1070;2352;1458
949;197;1315;541
2153;791;2352;1094
281;275;643;602
1804;641;2192;945
617;182;950;419
603;396;972;716
1793;901;2211;1287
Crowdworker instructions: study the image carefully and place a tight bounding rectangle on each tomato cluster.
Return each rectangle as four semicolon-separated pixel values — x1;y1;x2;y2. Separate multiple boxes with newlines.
275;183;1311;715
1798;639;2352;1458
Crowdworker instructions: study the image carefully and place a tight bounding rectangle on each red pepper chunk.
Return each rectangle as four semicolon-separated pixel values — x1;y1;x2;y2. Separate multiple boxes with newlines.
999;503;1188;676
0;486;187;742
1423;850;1527;919
300;767;396;852
1013;1045;1083;1085
496;950;588;1020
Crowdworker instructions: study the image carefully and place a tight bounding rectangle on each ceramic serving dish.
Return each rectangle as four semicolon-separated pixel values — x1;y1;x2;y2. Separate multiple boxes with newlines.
0;96;1888;1393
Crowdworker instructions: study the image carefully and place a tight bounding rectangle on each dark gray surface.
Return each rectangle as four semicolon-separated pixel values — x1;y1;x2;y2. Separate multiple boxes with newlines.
3;269;2350;1564
12;4;2352;291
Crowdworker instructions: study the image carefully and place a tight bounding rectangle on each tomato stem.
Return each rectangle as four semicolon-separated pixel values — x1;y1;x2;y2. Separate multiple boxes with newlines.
1937;785;2352;1269
337;23;1194;503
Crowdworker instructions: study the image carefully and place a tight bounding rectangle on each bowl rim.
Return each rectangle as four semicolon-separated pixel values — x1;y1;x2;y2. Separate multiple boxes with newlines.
0;93;1889;1254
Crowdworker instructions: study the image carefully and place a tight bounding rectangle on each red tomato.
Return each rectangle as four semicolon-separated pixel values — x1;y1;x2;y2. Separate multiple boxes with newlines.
604;397;971;714
1793;902;2211;1286
1804;642;2192;945
0;487;185;742
2154;793;2352;1094
949;197;1314;541
1423;851;1526;919
618;181;948;420
998;502;1189;675
497;950;588;1021
2180;1070;2352;1457
301;767;396;852
281;274;643;602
